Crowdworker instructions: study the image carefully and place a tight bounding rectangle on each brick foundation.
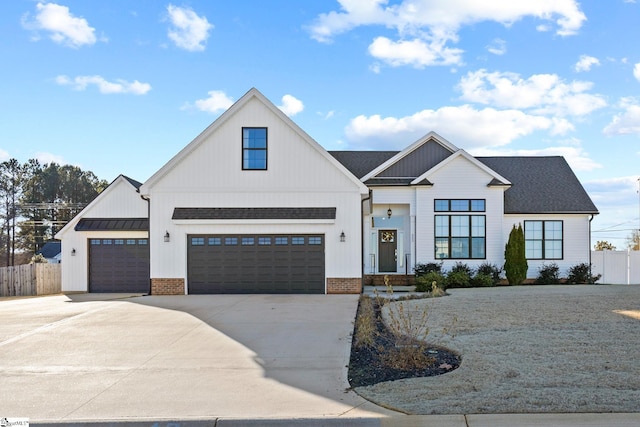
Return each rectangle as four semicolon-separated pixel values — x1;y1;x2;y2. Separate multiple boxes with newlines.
363;274;416;287
151;278;185;295
326;277;362;294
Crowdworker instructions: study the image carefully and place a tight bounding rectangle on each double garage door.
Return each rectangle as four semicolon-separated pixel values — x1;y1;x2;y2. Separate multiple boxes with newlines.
89;238;150;293
187;234;325;294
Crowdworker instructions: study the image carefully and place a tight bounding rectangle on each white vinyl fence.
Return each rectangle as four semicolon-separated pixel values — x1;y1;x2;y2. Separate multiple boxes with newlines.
591;250;640;285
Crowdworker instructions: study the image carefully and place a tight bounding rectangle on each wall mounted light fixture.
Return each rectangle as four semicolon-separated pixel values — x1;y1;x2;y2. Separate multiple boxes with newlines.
164;231;170;242
387;207;392;218
340;231;346;242
71;248;76;256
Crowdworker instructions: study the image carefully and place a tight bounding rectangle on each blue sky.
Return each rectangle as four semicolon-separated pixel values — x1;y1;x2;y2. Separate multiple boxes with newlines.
1;0;640;248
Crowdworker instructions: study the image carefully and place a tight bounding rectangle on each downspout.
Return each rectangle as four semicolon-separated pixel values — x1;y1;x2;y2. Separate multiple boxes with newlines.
589;214;594;283
140;193;151;294
361;189;372;293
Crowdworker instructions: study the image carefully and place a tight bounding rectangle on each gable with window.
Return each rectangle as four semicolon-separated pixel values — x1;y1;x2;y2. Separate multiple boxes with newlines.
242;127;267;170
434;199;486;259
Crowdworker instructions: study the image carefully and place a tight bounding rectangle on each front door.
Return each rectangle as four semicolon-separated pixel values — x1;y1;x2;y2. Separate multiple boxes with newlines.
378;230;397;273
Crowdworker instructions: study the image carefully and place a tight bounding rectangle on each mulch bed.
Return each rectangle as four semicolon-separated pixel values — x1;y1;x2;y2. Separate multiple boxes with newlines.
348;296;461;388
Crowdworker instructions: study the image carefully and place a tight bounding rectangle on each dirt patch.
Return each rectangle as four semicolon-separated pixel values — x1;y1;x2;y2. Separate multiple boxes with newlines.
354;285;640;414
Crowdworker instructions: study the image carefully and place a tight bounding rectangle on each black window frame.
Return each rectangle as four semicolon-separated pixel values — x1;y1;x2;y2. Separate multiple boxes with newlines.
434;199;486;212
434;214;486;260
242;127;268;171
524;220;564;260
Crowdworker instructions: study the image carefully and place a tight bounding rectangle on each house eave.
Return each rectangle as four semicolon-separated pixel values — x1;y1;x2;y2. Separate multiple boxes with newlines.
504;211;600;215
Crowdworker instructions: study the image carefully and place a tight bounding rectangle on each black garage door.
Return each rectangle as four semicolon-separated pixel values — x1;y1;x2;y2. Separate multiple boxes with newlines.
187;234;325;294
89;238;150;293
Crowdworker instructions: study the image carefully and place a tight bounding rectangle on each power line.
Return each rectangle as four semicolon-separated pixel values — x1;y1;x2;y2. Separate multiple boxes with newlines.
18;203;85;210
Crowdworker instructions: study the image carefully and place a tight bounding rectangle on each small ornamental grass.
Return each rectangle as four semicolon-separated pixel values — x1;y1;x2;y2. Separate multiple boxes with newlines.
369;275;453;371
353;295;377;349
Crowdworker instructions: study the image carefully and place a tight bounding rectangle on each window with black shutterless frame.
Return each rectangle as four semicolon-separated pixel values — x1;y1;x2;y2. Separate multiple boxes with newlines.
242;127;267;170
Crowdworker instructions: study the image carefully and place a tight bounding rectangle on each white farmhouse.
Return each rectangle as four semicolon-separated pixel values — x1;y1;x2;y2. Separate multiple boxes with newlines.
56;88;598;294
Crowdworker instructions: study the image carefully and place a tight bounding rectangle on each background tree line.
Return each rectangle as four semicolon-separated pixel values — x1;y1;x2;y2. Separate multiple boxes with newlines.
0;159;108;266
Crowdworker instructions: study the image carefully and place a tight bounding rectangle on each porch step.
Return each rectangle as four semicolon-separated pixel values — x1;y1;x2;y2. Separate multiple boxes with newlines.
363;285;418;297
366;285;416;292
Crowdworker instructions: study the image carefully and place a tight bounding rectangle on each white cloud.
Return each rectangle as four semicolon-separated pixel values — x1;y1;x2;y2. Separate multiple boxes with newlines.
35;151;67;165
55;75;151;95
191;90;234;114
0;149;10;162
278;95;304;117
368;36;463;67
309;0;585;68
603;98;640;136
575;55;600;72
344;104;572;150
166;4;212;52
22;2;98;48
457;69;607;116
634;63;640;81
486;38;506;55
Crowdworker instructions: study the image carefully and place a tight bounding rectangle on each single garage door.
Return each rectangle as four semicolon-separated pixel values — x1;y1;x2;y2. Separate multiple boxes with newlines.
188;234;325;294
89;238;150;293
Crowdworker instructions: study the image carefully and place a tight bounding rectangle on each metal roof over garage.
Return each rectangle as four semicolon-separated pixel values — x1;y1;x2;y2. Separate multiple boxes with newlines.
75;218;149;231
172;207;337;220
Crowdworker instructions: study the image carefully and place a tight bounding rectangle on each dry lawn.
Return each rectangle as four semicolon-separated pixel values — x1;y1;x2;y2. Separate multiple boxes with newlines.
356;285;640;414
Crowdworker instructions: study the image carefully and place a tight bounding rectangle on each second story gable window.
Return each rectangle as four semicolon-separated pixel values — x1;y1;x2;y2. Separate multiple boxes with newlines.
242;127;267;170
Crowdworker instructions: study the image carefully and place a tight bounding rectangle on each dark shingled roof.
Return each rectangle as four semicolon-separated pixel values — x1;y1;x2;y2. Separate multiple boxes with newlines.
364;178;415;186
75;218;149;231
37;241;61;258
477;157;598;214
172;207;337;220
122;175;143;189
330;150;597;215
329;151;398;179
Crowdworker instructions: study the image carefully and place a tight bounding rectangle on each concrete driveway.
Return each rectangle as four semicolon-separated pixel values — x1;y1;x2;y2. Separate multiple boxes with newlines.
0;293;396;423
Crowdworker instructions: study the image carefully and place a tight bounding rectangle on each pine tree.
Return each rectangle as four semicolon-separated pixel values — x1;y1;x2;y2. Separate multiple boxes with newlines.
504;223;528;285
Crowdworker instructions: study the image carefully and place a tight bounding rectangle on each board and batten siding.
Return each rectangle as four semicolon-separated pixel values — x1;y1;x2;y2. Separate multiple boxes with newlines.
414;155;506;269
504;214;593;278
57;176;149;292
144;95;366;291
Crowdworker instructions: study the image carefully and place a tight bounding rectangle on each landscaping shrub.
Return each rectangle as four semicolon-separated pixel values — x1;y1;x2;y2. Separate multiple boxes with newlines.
450;261;474;276
535;262;560;284
567;262;601;284
415;271;446;292
446;270;471;288
414;262;443;276
476;262;502;285
504;223;527;285
471;272;495;287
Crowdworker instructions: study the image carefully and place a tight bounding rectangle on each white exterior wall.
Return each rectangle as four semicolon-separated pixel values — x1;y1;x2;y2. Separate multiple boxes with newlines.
144;95;366;292
505;214;593;278
365;187;415;274
414;156;506;270
57;177;149;292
